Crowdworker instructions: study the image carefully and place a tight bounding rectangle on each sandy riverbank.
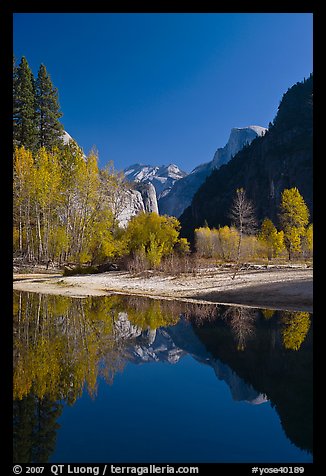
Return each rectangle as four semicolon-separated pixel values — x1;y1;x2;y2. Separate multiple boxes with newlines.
13;265;313;312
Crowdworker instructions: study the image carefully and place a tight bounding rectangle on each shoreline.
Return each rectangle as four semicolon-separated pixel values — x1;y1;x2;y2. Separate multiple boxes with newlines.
13;266;313;312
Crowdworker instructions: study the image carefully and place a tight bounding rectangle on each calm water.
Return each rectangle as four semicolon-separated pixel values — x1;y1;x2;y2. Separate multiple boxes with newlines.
13;291;313;463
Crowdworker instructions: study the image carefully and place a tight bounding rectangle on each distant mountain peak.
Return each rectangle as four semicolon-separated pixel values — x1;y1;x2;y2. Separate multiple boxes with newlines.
232;125;266;133
123;163;187;200
158;124;267;218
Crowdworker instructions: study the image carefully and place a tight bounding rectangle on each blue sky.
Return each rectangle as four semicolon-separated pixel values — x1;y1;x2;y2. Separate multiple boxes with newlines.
13;13;313;173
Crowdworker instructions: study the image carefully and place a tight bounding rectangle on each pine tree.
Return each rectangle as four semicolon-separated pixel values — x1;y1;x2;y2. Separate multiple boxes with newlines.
35;64;64;149
32;397;63;463
13;56;37;150
13;55;18;137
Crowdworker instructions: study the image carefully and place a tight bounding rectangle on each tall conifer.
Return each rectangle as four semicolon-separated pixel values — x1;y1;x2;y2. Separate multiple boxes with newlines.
35;64;64;149
13;56;37;150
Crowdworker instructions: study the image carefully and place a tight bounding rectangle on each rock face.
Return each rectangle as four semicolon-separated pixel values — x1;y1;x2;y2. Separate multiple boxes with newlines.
180;75;313;240
158;126;267;218
135;182;159;214
116;189;145;228
124;163;187;201
62;130;74;145
116;183;159;227
212;126;267;169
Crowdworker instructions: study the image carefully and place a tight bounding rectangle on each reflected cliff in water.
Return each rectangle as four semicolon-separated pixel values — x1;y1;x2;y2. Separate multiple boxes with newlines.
13;291;312;462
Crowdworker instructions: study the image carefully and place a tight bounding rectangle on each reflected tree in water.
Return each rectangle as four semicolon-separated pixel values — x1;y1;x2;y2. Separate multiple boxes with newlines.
223;306;257;351
281;311;311;351
183;302;219;325
13;292;185;403
261;308;275;320
13;292;185;463
14;292;125;402
122;297;180;330
13;394;63;463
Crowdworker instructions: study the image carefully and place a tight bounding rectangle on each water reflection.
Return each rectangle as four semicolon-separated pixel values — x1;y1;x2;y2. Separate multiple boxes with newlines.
222;306;257;351
13;291;312;462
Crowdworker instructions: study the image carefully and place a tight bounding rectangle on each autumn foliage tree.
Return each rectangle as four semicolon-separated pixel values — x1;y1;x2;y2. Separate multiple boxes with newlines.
302;224;313;259
195;188;312;266
13;144;125;265
259;218;285;260
279;188;310;260
124;212;182;269
195;225;239;261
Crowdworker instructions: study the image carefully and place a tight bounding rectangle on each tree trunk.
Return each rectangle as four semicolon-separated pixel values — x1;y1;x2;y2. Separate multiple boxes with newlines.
232;228;243;280
19;205;23;254
36;211;43;262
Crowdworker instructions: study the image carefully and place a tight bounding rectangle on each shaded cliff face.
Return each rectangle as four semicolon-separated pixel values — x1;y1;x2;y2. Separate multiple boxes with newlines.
158;126;266;218
180;76;313;240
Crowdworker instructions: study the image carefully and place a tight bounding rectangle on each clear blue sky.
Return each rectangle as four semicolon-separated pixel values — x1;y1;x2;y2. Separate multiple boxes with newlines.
13;13;313;173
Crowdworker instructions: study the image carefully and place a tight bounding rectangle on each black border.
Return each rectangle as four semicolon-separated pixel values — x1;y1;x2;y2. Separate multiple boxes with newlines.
2;4;319;475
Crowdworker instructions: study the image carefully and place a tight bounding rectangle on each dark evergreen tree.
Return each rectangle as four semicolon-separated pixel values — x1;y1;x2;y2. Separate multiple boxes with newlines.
35;64;64;149
13;55;18;130
13;56;37;150
13;394;63;463
13;395;36;463
32;396;63;463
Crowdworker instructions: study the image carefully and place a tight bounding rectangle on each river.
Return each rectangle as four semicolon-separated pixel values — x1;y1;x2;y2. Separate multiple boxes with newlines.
13;291;312;463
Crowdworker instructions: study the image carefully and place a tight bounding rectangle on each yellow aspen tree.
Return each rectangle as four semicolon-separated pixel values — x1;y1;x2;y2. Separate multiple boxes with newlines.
13;147;34;258
125;212;180;267
302;223;313;259
218;226;239;261
259;218;285;260
58;141;86;261
194;226;213;257
33;147;61;262
279;188;309;260
79;151;100;261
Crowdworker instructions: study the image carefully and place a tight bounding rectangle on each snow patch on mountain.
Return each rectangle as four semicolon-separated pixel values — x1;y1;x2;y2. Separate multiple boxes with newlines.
124;163;187;200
